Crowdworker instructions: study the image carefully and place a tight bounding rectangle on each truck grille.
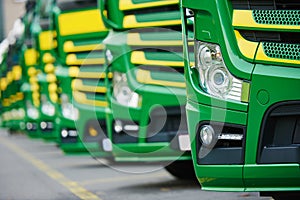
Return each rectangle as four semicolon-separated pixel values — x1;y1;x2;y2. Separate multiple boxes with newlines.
146;106;187;143
231;0;300;66
232;0;300;10
252;10;300;25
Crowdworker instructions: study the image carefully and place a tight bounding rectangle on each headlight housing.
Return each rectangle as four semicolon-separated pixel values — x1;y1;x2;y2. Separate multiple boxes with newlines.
42;101;55;116
195;41;249;102
113;72;140;108
26;101;39;120
61;94;79;120
41;95;55;116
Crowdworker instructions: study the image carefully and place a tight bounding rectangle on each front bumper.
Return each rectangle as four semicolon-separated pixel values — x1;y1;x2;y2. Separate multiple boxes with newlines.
188;64;300;191
110;86;191;162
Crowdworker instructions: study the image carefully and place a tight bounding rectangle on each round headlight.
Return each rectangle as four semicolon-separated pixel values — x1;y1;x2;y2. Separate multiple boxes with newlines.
42;102;55;116
199;125;215;147
61;129;68;138
207;66;231;97
113;72;140;108
199;46;212;69
195;41;248;102
62;103;79;121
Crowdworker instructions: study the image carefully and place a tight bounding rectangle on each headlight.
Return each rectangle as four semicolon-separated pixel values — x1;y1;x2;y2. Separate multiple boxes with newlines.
17;108;25;119
113;72;140;108
106;50;113;65
195;41;249;102
61;94;79;120
27;107;39;119
42;101;55;116
199;125;215;147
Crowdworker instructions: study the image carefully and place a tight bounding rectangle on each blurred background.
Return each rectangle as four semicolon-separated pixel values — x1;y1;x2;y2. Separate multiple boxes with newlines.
0;0;26;40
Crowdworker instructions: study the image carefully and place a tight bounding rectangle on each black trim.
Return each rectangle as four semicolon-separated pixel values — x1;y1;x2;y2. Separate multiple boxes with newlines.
146;106;187;143
257;101;300;164
57;0;97;11
196;121;246;165
83;119;107;143
239;31;300;44
112;119;139;144
231;0;300;10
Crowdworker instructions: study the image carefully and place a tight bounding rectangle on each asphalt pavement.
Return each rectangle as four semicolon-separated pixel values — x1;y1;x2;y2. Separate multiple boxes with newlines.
0;129;272;200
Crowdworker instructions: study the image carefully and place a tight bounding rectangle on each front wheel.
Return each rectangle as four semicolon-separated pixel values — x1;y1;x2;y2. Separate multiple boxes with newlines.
260;192;300;200
164;160;196;180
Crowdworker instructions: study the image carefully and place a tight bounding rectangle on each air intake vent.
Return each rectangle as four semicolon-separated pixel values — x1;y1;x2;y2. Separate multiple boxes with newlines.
253;10;300;26
231;0;300;10
239;30;300;43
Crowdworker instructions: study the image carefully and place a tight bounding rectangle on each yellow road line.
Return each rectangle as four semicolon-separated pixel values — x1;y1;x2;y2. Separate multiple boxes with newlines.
0;137;102;200
81;172;169;186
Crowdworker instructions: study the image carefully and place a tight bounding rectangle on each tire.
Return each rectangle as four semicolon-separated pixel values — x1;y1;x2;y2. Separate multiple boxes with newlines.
164;160;196;180
260;192;300;200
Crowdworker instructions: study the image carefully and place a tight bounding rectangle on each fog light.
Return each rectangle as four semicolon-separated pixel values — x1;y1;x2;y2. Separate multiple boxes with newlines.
102;138;113;152
199;125;215;147
61;129;68;138
40;122;47;130
114;120;123;133
26;122;33;130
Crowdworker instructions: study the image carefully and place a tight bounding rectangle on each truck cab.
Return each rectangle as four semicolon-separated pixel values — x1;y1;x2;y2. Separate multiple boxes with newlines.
53;0;109;154
100;0;194;178
181;0;300;197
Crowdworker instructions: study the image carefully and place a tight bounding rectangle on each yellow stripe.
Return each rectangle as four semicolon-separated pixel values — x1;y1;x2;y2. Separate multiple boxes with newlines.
12;65;22;81
131;51;184;67
234;30;258;60
58;9;107;36
2;98;10;106
66;54;105;65
43;53;55;64
46;74;57;83
72;79;107;93
127;33;182;46
24;49;38;66
123;15;181;28
0;78;7;91
6;71;13;84
119;0;178;10
73;91;108;107
29;76;38;84
39;31;57;50
256;43;300;65
63;41;105;53
49;93;58;103
31;83;39;91
10;94;16;103
136;69;185;88
45;63;55;73
28;67;37;77
69;69;113;79
0;136;102;200
233;10;300;30
48;83;58;92
235;31;300;65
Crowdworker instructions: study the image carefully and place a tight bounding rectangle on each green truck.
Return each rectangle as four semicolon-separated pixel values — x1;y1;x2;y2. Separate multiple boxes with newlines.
20;0;44;138
0;17;27;132
97;0;194;178
181;0;300;198
26;0;59;141
54;0;109;154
